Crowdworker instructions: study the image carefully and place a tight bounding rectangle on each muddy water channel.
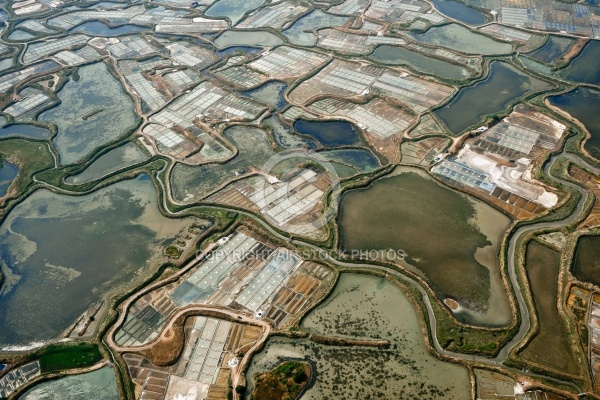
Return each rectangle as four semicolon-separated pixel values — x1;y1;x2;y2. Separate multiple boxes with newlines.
338;167;512;326
247;273;471;399
21;366;119;399
0;176;195;347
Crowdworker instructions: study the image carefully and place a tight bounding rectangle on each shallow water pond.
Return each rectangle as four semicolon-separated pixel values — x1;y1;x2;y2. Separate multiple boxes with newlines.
435;61;552;134
205;0;265;25
65;142;149;185
213;30;283;49
0;161;18;197
431;0;487;25
0;176;194;347
293;119;364;147
369;45;471;80
519;55;555;77
283;9;347;46
7;30;35;41
556;40;600;85
573;235;600;286
71;21;148;36
242;81;287;110
548;87;600;160
247;273;471;399
519;241;578;374
338;167;512;325
20;366;119;400
0;124;51;140
39;62;138;165
526;35;575;65
409;23;513;55
0;58;14;72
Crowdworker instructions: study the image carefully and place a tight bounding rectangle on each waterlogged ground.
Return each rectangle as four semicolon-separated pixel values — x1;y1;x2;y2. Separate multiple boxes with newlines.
0;176;194;347
247;274;471;399
338;167;512;326
21;366;119;400
320;148;381;174
263;116;318;149
39;62;138;165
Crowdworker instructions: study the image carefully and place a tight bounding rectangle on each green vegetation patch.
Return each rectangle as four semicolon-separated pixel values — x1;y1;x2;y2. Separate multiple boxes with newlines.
252;361;310;400
37;342;103;374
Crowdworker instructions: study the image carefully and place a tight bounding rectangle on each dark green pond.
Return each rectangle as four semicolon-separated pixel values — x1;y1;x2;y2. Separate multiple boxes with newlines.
294;120;363;147
573;235;600;286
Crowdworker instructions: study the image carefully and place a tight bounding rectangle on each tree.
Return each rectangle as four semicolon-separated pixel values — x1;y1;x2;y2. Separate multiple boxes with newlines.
293;369;307;383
